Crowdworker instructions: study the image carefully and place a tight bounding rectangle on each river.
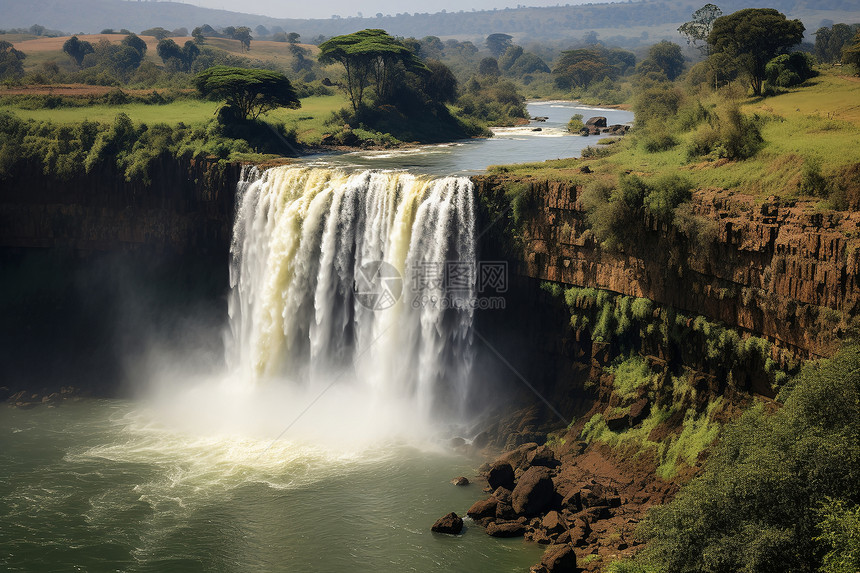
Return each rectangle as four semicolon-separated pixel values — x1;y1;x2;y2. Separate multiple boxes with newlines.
1;102;633;572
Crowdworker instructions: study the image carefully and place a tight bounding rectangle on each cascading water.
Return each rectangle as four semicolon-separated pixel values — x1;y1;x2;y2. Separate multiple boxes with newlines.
227;166;477;423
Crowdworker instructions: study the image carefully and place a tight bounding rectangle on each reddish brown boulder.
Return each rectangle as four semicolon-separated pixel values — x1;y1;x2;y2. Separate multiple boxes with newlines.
487;520;526;537
487;461;516;490
512;466;555;516
541;510;565;534
431;512;463;535
467;497;498;520
451;476;470;486
532;543;578;573
526;445;561;468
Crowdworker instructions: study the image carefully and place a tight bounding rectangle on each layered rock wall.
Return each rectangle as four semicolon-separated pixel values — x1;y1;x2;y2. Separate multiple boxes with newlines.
474;176;860;360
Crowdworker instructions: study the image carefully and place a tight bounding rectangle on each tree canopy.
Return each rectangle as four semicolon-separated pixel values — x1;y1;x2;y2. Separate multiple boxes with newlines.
708;8;804;96
843;31;860;75
62;36;94;68
485;33;513;57
636;343;860;572
678;3;723;56
318;29;428;111
156;39;199;72
639;40;685;81
0;40;26;79
195;66;300;121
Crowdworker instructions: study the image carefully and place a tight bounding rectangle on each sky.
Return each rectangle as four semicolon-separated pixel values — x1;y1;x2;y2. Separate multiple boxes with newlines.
182;0;593;20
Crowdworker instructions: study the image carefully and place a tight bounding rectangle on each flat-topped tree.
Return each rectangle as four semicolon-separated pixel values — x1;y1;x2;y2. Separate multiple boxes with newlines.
708;8;804;96
318;29;428;111
195;66;300;121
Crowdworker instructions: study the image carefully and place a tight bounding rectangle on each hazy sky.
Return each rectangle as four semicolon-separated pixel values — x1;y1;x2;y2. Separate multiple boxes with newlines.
183;0;592;20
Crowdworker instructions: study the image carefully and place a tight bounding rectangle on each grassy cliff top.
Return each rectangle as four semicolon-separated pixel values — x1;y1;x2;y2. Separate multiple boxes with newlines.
492;68;860;203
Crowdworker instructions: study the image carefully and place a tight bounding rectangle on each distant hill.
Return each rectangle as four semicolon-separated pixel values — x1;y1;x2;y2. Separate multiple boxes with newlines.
1;0;857;44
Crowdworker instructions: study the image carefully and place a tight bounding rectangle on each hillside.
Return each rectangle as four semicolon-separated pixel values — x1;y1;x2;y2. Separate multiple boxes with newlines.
1;0;857;45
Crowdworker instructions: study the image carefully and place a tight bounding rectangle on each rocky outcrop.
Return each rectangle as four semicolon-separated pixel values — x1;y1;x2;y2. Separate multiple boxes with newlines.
431;512;464;535
473;176;860;361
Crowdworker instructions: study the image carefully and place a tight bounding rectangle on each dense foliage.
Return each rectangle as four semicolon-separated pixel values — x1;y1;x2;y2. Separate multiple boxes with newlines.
708;8;805;95
634;344;860;573
318;29;427;111
194;66;300;120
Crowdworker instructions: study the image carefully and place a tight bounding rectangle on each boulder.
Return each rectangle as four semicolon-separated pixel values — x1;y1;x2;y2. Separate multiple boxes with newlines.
431;512;463;535
450;437;466;448
561;490;582;512
487;461;516;490
527;445;560;469
498;442;539;472
585;116;607;128
451;476;470;486
539;543;578;572
467;497;498;520
512;466;555;516
629;398;650;426
492;487;513;504
541;510;566;534
496;501;518;520
487;520;526;537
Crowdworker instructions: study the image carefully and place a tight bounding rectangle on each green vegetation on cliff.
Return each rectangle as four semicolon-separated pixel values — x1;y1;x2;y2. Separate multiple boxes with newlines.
623;344;860;573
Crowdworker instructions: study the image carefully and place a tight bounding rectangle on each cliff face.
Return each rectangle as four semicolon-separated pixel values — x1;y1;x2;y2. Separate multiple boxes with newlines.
0;155;241;255
0;156;242;394
474;176;859;361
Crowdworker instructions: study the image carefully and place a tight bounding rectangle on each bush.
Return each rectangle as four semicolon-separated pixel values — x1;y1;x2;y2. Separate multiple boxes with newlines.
635;344;860;573
686;103;763;161
765;52;817;88
641;132;678;153
567;113;584;132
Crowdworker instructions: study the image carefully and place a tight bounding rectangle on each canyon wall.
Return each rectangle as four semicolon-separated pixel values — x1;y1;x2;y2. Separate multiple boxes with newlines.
474;175;860;362
0;156;243;394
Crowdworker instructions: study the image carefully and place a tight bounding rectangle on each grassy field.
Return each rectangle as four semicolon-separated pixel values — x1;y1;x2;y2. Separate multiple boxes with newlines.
6;33;322;74
2;92;349;145
6;99;221;124
492;69;860;200
264;94;348;144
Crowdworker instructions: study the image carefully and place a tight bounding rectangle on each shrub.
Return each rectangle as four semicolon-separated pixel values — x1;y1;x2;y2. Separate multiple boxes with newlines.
765;52;818;88
635;344;860;572
567;113;584;132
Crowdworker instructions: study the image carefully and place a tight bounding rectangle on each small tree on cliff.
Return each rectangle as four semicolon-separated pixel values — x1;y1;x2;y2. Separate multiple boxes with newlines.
194;66;300;120
708;8;804;96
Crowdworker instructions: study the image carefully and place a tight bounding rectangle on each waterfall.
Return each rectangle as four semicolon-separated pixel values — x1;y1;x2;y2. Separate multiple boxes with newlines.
227;166;477;421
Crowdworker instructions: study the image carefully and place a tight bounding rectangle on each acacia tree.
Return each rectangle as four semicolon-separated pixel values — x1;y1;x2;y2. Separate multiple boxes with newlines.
678;3;722;56
194;66;300;120
62;35;94;67
708;8;804;96
485;33;513;57
318;29;427;111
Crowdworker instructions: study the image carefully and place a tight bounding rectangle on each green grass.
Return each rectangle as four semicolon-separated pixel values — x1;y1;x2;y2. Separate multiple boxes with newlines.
263;94;349;145
1;93;348;146
489;69;860;201
4;99;220;124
